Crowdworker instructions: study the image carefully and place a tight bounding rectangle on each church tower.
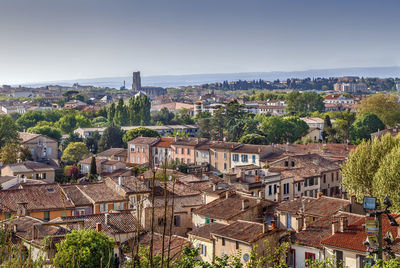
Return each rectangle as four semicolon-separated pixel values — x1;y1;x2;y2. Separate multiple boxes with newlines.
132;71;141;91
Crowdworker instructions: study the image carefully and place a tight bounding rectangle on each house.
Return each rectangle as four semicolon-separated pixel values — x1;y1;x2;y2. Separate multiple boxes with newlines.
171;137;208;166
61;184;94;216
19;132;59;166
211;220;287;264
195;140;216;166
127;137;160;165
96;147;127;162
1;106;26;114
300;117;324;130
275;195;363;232
0;183;75;221
64;99;87;109
79;157;129;178
210;142;242;172
51;211;142;257
1;161;56;183
290;211;363;267
188;222;226;263
302;127;322;142
371;128;400;139
321;215;400;268
0;175;47;190
150;102;194;115
1;216;68;261
192;193;275;227
152;137;173;166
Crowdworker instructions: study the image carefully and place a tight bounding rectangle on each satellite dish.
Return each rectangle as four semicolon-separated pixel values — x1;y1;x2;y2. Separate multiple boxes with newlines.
243;253;249;262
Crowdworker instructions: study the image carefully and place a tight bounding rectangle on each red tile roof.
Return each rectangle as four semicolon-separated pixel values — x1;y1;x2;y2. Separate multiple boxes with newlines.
321;215;400;252
154;137;174;148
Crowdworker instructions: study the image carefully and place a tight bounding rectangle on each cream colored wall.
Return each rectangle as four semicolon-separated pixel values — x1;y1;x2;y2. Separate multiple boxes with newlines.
1;166;55;184
213;236;252;265
188;235;214;263
23;137;58;162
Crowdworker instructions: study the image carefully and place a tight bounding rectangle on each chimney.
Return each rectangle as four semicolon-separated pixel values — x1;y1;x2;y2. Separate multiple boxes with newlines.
118;176;123;186
263;222;269;233
105;213;110;225
331;220;339;235
258;190;264;199
13;224;17;233
213;184;217;191
16;202;28;217
350;195;356;205
242;199;249;211
339;216;348;232
317;192;323;199
295;216;304;231
225;191;229;199
96;222;102;232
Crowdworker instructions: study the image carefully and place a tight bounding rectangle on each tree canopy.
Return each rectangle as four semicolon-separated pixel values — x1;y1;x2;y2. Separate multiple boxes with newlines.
350;113;385;143
98;125;124;152
0;115;20;147
53;229;114;268
61;142;89;163
357;94;400;127
27;125;62;141
122;127;160;144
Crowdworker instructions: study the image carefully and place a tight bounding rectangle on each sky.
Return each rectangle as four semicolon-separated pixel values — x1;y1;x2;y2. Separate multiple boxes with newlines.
0;0;399;84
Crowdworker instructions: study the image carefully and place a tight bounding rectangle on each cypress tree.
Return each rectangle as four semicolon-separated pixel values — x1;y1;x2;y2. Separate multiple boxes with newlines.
89;156;97;179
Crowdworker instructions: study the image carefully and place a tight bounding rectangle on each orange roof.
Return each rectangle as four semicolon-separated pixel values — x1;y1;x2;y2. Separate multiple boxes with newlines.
155;137;174;148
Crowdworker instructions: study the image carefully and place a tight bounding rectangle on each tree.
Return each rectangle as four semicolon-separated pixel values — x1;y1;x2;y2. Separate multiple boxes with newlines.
357;94;400;127
27;125;62;141
89;156;97;179
0;115;20;147
350;113;385;143
57;113;78;134
98;125;124;152
64;164;80;180
84;131;100;154
151;108;175;125
91;116;108;127
122;127;160;144
285;91;324;114
239;133;268;145
0;144;32;164
61;142;89;163
341;133;400;201
174;108;194;125
259;116;309;144
53;229;114;268
113;98;129;126
61;132;83;151
107;102;116;123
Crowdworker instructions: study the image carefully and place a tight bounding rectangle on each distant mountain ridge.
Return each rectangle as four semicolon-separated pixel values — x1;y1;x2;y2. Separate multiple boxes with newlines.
20;66;400;89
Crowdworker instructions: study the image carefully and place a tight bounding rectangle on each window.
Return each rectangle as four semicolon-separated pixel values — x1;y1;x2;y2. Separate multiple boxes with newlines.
288;249;296;267
158;217;165;226
214;152;217;159
200;244;207;256
205;217;210;224
297;183;301;192
315;178;318;185
100;204;105;212
61;212;67;217
335;250;343;268
181;158;184;163
232;154;239;161
224;163;227;170
285;161;289;167
174;215;181;227
42;173;46;180
47;147;52;156
357;254;365;268
187;148;190;155
137;146;140;152
223;153;227;160
274;184;277;194
222;238;225;246
187;159;190;164
268;185;272;195
283;183;289;195
142;147;145;153
44;211;50;221
181;148;184;154
291;161;295;167
175;148;178;153
241;154;248;163
286;213;292;229
131;156;135;163
114;203;120;210
155;148;158;154
236;241;239;250
137;156;140;163
252;155;256;163
323;174;326;183
305;252;315;261
215;163;218;169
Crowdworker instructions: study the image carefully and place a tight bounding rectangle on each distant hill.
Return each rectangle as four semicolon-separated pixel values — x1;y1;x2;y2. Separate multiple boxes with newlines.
21;66;400;89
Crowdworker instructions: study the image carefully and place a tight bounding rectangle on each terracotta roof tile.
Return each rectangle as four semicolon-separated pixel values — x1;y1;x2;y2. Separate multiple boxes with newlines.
189;222;226;240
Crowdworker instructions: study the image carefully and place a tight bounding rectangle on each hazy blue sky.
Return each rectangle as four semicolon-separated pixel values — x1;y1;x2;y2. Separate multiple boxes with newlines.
0;0;399;84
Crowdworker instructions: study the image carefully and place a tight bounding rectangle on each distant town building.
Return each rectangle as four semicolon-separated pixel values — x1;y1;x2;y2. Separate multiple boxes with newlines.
333;82;368;93
132;71;141;91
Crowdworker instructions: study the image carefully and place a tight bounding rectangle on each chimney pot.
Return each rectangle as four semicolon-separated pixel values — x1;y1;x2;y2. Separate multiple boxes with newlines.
213;184;217;191
263;222;269;233
118;176;123;186
225;191;229;199
331;220;339;235
96;222;102;232
241;199;249;211
339;216;348;232
317;192;323;198
105;213;110;225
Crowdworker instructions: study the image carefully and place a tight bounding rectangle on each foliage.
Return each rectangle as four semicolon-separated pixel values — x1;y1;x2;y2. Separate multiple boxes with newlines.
53;229;114;268
0;144;32;164
174;108;194;125
285;91;325;114
89;156;97;179
84;131;100;154
357;94;400;127
0;115;20;147
114;98;129;126
64;164;80;180
98;125;124;152
350;113;385;143
92;116;108;127
258;115;309;144
27;125;62;141
61;132;83;151
123;127;160;144
239;133;268;145
151;108;175;125
16;110;63;130
341;133;400;201
61;142;89;163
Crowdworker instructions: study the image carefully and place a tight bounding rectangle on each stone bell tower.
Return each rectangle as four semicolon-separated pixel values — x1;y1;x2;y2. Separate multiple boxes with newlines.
132;71;141;91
